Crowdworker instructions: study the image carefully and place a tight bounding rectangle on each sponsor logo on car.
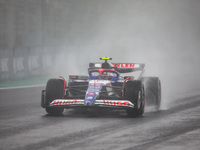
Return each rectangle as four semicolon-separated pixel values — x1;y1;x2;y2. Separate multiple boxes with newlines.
87;97;93;100
88;93;95;95
51;100;78;106
90;83;101;86
112;64;139;68
103;100;131;107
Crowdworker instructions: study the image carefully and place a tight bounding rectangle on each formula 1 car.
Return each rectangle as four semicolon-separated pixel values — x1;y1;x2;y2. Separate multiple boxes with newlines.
41;57;161;117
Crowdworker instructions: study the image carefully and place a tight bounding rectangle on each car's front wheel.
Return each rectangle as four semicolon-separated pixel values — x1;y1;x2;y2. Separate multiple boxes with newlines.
45;78;65;115
124;80;145;117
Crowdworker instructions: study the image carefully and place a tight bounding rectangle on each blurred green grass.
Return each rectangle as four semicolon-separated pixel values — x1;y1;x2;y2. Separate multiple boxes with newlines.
0;76;50;88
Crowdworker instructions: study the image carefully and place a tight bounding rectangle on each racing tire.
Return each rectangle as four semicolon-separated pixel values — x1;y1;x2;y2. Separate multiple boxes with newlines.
45;78;65;115
141;77;161;110
124;80;145;117
46;107;64;115
41;90;46;108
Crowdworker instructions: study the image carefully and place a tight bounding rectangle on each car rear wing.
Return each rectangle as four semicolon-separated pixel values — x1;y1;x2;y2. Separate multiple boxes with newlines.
89;63;145;73
113;63;145;73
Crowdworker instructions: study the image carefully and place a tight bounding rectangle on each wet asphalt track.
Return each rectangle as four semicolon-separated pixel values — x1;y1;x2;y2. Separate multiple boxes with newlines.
0;86;200;150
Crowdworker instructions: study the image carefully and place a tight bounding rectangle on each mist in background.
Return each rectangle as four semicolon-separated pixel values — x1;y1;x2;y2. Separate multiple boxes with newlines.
1;0;200;107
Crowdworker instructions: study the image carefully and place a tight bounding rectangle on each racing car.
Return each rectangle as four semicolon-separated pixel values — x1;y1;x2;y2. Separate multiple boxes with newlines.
41;57;161;117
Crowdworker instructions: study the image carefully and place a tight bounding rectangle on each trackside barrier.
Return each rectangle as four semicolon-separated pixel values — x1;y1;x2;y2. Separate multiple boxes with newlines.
0;47;57;81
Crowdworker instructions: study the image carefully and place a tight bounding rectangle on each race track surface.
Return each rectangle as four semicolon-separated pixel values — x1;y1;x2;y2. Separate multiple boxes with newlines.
0;86;200;150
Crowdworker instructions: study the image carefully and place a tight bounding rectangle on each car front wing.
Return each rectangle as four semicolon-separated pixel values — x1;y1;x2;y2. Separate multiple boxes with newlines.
49;99;134;108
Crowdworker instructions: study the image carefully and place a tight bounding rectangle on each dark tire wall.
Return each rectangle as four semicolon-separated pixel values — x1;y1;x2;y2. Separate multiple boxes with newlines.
44;78;65;115
124;80;145;117
141;77;161;110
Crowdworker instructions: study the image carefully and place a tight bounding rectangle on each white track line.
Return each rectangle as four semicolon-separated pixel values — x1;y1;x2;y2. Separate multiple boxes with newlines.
0;84;45;90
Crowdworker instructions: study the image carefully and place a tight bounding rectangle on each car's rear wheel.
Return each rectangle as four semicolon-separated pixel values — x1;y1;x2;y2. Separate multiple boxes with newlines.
124;80;145;117
45;78;65;115
141;77;161;110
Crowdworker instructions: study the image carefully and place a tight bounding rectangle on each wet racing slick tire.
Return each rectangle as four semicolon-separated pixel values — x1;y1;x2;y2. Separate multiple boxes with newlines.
45;107;64;115
45;78;65;115
141;77;161;110
124;80;145;117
